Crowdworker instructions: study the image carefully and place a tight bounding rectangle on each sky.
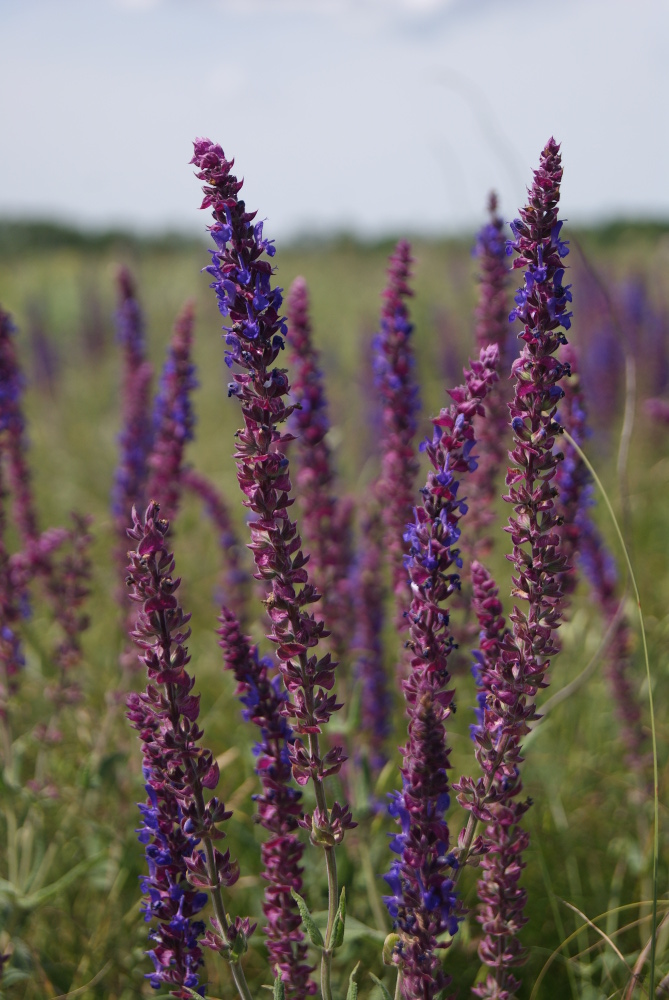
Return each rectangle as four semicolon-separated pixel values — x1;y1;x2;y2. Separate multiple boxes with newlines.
0;0;667;239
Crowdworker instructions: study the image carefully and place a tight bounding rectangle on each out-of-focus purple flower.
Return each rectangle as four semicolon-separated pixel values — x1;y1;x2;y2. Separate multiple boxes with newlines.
351;498;390;774
27;300;60;398
146;301;198;524
383;346;499;999
181;467;250;626
286;276;354;664
0;308;39;545
464;193;513;559
645;397;669;425
373;240;421;629
126;501;246;997
217;607;316;998
111;267;154;581
192;138;352;837
557;345;648;779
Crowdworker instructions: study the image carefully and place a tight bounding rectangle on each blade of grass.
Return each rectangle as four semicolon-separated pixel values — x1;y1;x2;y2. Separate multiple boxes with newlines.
562;430;659;998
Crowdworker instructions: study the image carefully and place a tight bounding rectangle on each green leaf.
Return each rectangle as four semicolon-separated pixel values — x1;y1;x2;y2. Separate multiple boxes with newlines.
346;961;361;1000
0;968;31;988
331;886;346;949
18;853;102;910
369;972;394;1000
290;889;324;948
273;972;286;1000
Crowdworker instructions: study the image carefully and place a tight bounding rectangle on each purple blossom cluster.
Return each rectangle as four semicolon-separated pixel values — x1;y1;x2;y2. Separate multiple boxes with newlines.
352;499;390;774
111;267;154;527
374;240;421;627
126;501;248;998
383;345;499;999
464;193;513;558
181;467;249;626
146;301;198;523
217;608;316;998
286;276;354;663
191;137;350;806
465;562;530;999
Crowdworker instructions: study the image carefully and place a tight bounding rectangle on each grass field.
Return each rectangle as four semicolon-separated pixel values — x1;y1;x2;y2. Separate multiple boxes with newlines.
0;220;668;999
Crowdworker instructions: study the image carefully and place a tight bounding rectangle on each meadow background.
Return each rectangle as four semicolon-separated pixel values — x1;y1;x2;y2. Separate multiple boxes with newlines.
0;215;668;998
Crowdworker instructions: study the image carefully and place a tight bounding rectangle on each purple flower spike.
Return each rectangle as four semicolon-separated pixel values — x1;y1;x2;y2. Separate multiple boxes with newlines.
384;346;499;1000
192;138;352;832
126;501;249;997
181;468;250;627
286;276;354;664
466;138;571;999
352;499;391;774
147;301;198;524
464;194;513;558
0;308;39;545
217;608;316;998
112;268;154;585
374;240;421;629
462;562;530;999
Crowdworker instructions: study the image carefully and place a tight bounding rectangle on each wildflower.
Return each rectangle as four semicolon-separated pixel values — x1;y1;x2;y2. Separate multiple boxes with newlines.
373;240;421;628
217;608;316;998
463;193;513;558
126;501;251;999
181;468;250;626
192;137;352;997
384;346;499;999
465;137;572;1000
146;301;198;523
286;276;353;664
111;267;154;584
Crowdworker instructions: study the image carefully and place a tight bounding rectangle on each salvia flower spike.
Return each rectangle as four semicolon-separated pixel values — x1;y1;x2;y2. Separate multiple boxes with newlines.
146;300;198;524
383;345;499;1000
217;607;316;998
126;501;254;1000
373;240;421;630
112;267;154;587
192;137;353;1000
464;193;513;558
464;137;572;999
286;275;354;665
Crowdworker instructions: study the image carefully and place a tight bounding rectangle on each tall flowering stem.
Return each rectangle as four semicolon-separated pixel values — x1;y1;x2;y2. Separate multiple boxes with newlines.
112;267;154;588
181;468;250;627
217;608;316;998
464;194;513;559
192;138;353;1000
146;301;198;524
464;138;572;997
460;562;530;999
352;498;390;774
374;240;421;629
0;309;38;546
126;502;253;1000
383;346;499;1000
286;276;353;664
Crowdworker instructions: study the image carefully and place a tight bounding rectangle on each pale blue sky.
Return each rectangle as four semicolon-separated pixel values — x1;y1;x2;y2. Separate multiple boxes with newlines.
0;0;667;238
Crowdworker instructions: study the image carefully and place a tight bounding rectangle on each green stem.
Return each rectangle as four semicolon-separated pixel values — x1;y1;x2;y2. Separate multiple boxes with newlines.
358;831;388;933
308;731;338;1000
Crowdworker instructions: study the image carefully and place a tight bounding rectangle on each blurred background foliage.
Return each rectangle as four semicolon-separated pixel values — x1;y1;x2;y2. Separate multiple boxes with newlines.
0;219;668;998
